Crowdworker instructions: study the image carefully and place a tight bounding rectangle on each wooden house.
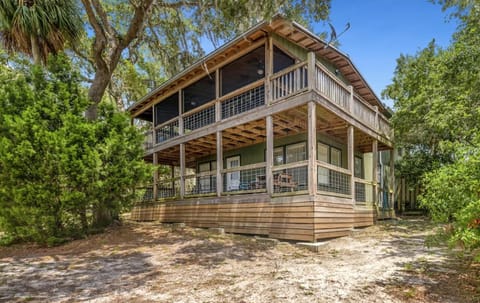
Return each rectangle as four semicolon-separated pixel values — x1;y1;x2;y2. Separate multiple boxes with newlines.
128;16;395;242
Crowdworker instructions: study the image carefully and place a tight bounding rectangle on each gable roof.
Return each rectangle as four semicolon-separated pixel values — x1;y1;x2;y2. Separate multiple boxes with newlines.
129;15;389;117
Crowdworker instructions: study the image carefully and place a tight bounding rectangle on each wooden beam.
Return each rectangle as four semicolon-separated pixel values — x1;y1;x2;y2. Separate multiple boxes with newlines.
153;152;158;201
308;102;317;196
390;148;395;210
266;116;274;195
347;125;354;204
216;131;223;197
180;143;185;198
372;139;378;206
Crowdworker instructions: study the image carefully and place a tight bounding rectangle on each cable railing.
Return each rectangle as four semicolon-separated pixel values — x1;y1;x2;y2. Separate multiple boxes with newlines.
155;118;179;144
184;171;217;196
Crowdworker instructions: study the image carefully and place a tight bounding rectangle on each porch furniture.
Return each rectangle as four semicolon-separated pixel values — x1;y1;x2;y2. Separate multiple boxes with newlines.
274;173;297;192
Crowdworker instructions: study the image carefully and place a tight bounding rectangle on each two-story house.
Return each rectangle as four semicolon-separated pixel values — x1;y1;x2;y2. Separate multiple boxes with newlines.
128;16;394;242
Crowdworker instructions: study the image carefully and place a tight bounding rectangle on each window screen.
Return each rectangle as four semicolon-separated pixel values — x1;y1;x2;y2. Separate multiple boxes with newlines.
273;46;295;73
154;92;179;126
221;46;265;95
183;75;215;113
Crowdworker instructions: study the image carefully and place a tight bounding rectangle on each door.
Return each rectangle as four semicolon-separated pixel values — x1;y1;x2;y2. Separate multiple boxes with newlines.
226;156;240;191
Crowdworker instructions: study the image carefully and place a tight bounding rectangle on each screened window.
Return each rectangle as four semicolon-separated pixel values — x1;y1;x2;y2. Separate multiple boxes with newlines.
286;142;306;164
154;92;179;126
331;147;342;167
354;157;363;178
183;75;215;113
274;147;284;165
317;142;329;163
221;46;265;95
273;46;295;73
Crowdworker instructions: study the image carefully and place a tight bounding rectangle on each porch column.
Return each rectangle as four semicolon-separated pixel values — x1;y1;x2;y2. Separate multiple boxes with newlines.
307;101;317;196
178;89;184;135
266;115;274;195
372;139;378;206
153;152;158;201
390;148;395;211
307;51;316;90
347;125;355;203
216;131;223;197
180;143;185;199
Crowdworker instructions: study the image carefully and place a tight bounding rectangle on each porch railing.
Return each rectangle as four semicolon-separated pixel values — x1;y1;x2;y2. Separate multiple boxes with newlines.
221;82;265;119
222;163;266;194
155;118;180;144
184;104;216;132
157;178;180;199
144;130;154;150
354;178;374;204
317;161;351;196
270;62;308;101
184;171;217;196
272;161;308;194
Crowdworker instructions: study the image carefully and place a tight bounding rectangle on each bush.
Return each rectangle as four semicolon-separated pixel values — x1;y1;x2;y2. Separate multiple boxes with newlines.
0;56;150;245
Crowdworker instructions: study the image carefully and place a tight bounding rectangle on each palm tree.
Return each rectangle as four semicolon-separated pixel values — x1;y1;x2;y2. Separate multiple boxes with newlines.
0;0;82;64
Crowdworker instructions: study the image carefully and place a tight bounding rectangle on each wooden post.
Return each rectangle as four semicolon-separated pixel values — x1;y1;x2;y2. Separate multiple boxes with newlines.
348;85;354;114
265;36;273;105
307;52;316;91
347;125;355;203
266;115;274;195
180;143;185;199
308;101;317;196
216;131;223;197
390;148;395;211
372;139;378;206
153;152;158;201
215;69;221;122
170;164;175;196
178;89;184;135
374;106;379;130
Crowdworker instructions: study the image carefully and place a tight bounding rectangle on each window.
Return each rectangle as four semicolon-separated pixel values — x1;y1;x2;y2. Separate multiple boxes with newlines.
331;147;342;167
183;76;215;113
154;92;178;126
221;46;265;95
274;147;284;165
198;161;216;193
317;142;329;163
286;142;306;164
354;156;363;178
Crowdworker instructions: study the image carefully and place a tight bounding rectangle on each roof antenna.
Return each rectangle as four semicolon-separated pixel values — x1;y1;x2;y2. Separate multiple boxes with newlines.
324;22;350;49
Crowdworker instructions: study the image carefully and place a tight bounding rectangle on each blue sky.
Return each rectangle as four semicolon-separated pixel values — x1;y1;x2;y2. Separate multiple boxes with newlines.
314;0;458;107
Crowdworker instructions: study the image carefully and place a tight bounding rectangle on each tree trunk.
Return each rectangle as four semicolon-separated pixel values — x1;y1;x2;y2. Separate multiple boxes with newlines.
93;204;113;228
85;68;112;120
30;36;41;65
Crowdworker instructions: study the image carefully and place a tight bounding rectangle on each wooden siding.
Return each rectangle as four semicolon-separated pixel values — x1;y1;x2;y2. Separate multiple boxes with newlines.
131;194;315;242
131;193;378;242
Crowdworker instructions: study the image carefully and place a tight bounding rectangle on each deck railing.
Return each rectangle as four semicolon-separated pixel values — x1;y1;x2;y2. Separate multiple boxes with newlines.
354;178;374;204
143;59;392;151
272;161;308;194
222;163;266;194
157;178;181;199
317;161;351;197
184;171;217;196
270;62;308;101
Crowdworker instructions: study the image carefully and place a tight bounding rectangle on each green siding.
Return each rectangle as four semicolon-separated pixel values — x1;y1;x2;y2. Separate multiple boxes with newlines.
195;132;364;171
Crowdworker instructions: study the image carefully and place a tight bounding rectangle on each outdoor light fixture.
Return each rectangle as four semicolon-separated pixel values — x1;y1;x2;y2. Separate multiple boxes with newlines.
257;60;264;75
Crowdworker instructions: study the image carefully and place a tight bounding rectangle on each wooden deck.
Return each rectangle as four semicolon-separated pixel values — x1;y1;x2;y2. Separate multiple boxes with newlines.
130;194;377;242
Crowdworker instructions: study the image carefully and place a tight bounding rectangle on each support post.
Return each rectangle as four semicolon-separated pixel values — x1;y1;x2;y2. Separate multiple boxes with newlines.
308;101;317;196
153;152;158;201
178;89;184;135
215;69;221;122
390;148;395;211
372;140;378;206
347;125;355;203
266;115;274;195
216;131;223;197
265;36;273;105
307;51;316;91
180;143;185;199
348;85;354;113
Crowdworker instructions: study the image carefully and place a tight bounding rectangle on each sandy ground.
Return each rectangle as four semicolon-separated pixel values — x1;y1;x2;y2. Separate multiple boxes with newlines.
0;218;478;303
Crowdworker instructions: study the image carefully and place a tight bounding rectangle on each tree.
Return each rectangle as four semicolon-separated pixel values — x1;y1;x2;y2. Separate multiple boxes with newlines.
0;56;151;245
0;0;82;65
384;1;480;254
73;0;331;119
